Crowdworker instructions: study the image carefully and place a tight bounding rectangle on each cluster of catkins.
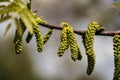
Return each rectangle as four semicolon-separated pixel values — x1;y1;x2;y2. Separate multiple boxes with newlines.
57;21;104;75
57;22;82;61
14;17;53;54
13;19;120;79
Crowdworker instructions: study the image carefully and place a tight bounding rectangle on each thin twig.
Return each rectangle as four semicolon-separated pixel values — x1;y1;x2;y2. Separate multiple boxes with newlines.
39;23;120;36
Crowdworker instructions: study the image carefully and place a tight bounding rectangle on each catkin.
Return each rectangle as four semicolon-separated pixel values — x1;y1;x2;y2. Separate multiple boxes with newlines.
57;27;69;57
33;25;43;52
43;29;53;44
57;22;82;61
82;21;103;75
113;35;120;80
67;26;82;61
14;30;22;54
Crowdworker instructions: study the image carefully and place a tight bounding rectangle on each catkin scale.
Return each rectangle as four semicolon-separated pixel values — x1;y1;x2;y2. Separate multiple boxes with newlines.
113;35;120;80
82;21;103;75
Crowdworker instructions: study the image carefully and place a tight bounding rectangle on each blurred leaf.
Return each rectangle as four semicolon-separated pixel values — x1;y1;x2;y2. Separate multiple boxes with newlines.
4;23;11;37
27;0;31;10
19;9;34;34
0;0;37;34
0;5;6;8
0;2;21;15
113;3;120;8
0;0;9;2
15;0;36;34
14;0;27;9
0;15;11;23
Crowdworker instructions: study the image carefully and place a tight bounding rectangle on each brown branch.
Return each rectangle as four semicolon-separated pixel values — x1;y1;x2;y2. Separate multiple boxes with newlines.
39;23;120;36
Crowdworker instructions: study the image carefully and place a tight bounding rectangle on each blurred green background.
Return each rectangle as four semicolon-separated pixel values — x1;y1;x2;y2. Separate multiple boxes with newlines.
0;0;119;80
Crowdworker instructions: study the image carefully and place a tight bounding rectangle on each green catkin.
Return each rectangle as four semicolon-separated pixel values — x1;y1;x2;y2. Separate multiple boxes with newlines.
43;29;53;44
57;27;69;57
58;22;82;61
14;30;22;54
67;26;82;61
82;21;103;75
113;35;120;80
13;19;26;54
33;25;43;53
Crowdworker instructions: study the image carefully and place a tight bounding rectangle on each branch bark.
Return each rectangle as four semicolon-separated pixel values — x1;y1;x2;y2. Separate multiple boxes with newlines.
39;23;120;36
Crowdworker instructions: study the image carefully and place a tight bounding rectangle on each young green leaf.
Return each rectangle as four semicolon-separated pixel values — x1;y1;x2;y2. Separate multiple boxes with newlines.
0;2;21;15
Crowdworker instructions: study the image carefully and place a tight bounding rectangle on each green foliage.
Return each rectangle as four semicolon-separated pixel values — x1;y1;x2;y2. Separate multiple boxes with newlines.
82;21;104;75
0;0;37;34
113;35;120;80
57;22;82;61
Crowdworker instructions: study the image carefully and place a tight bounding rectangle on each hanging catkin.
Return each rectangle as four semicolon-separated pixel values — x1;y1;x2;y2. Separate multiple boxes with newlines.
57;26;69;57
113;34;120;80
33;25;43;52
57;22;82;61
43;29;53;44
14;30;22;54
67;25;82;61
82;21;103;75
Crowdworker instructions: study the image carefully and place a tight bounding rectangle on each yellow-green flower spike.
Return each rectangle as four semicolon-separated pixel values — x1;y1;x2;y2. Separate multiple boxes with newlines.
14;30;22;54
113;34;120;80
43;29;53;44
59;22;82;61
57;27;69;57
13;19;26;54
82;21;103;75
67;25;82;61
33;25;43;53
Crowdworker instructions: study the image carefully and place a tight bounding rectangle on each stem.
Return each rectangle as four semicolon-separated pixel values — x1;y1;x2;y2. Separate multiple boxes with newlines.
39;23;120;36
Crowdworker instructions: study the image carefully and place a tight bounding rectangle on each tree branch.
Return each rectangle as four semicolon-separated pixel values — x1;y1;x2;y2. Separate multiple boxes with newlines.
39;23;120;36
